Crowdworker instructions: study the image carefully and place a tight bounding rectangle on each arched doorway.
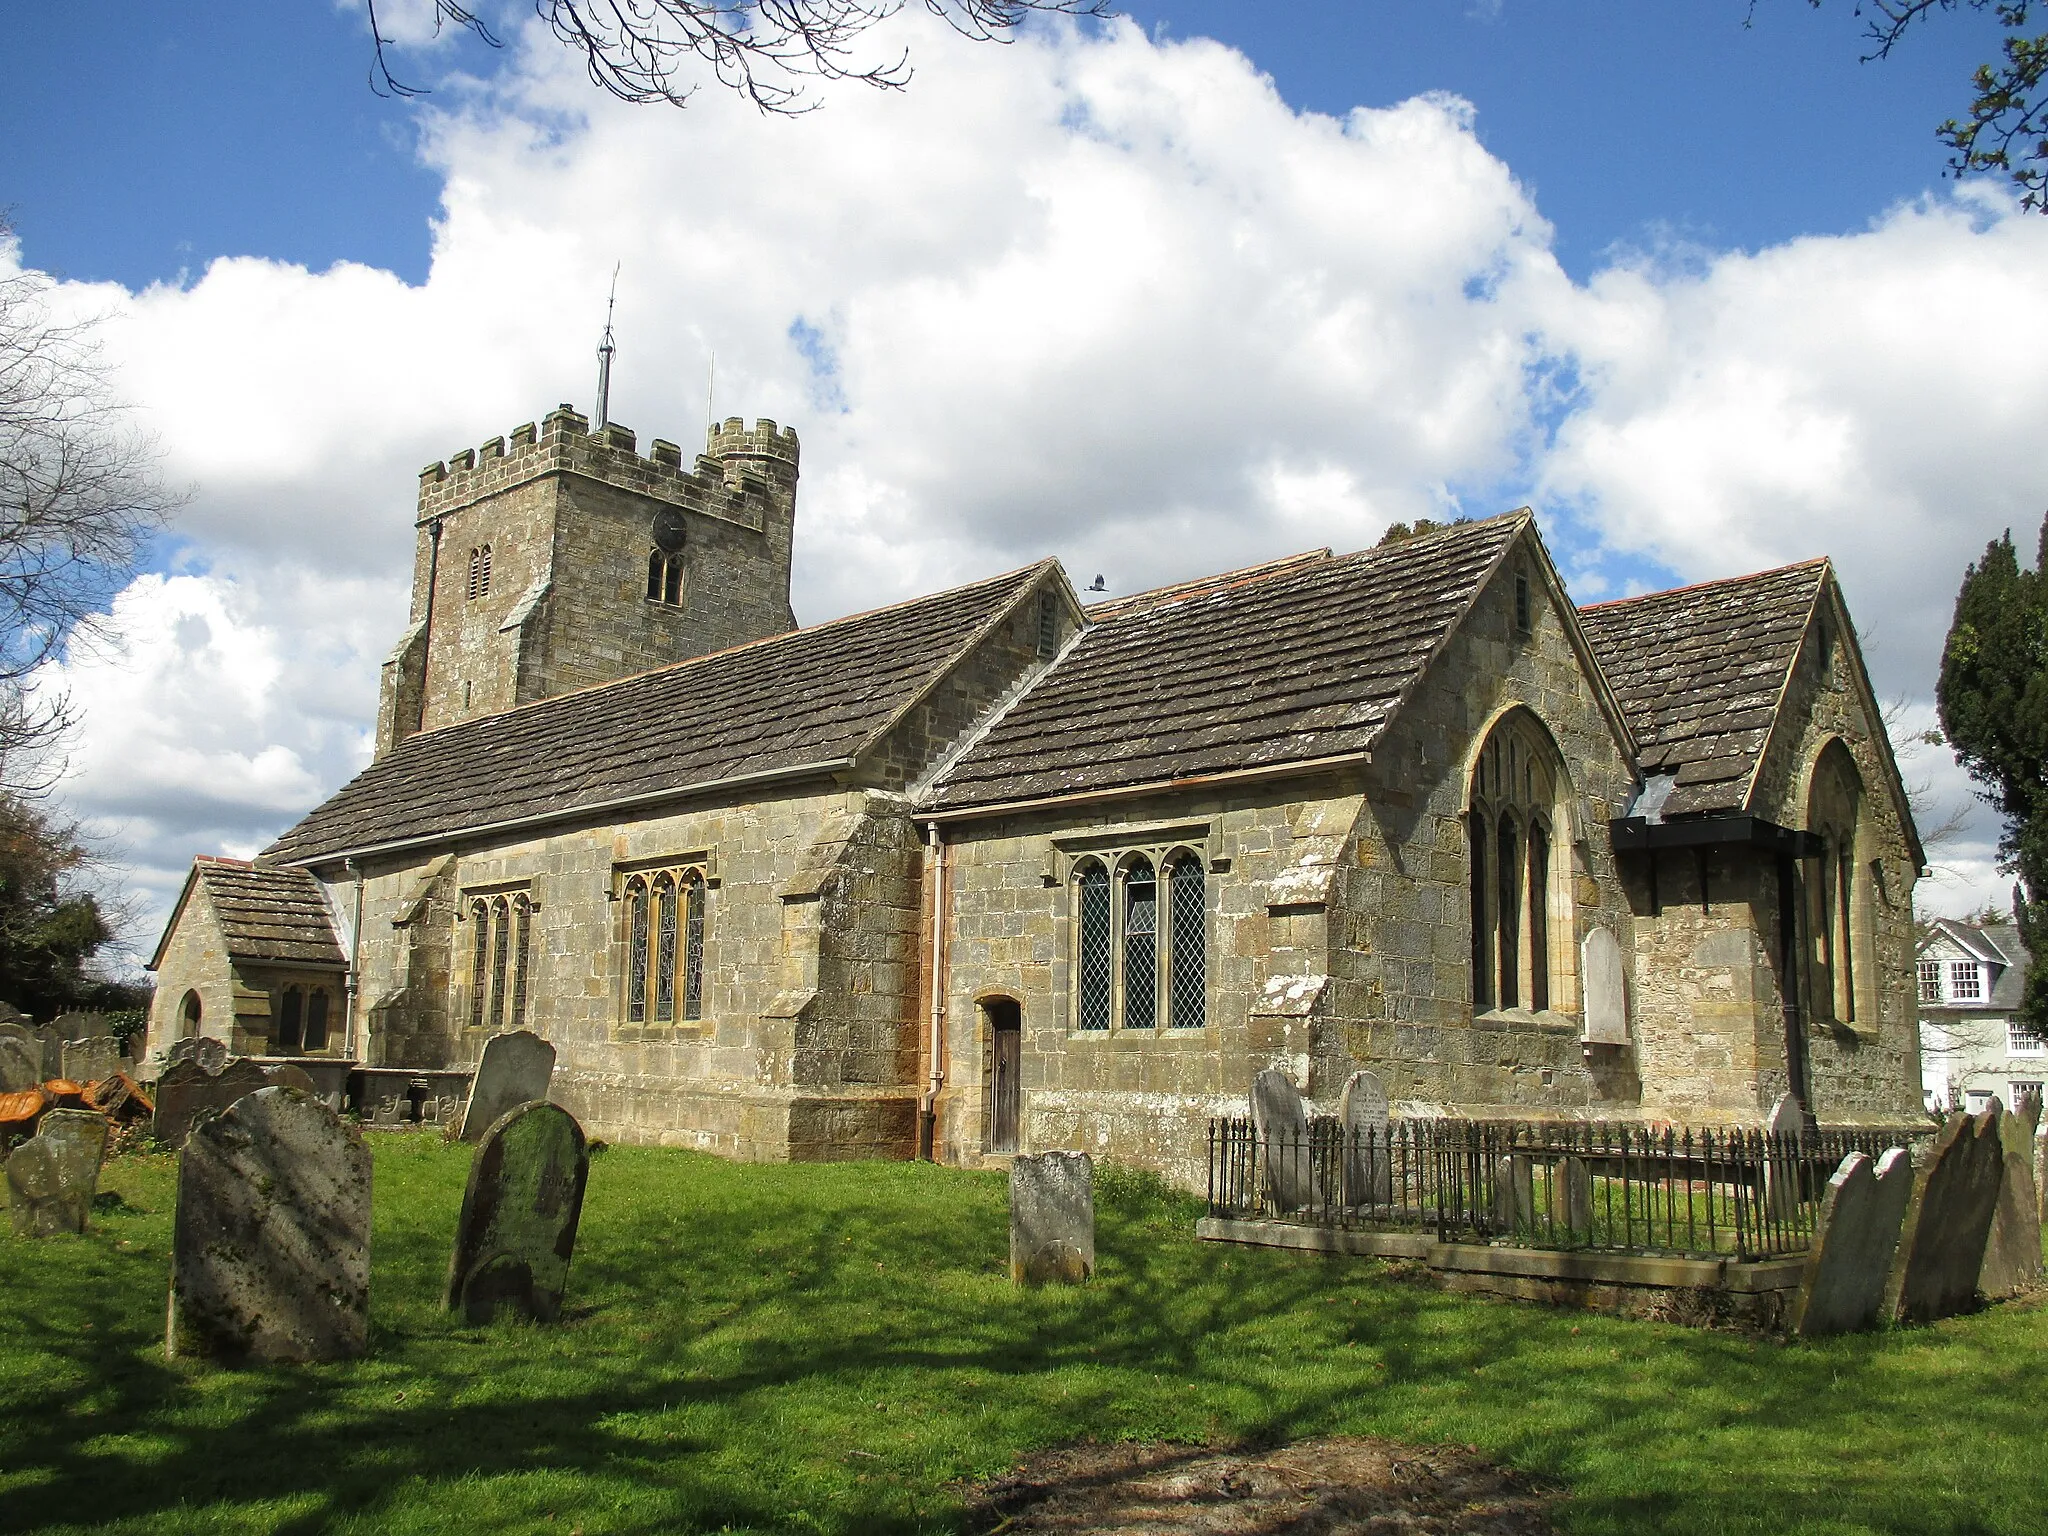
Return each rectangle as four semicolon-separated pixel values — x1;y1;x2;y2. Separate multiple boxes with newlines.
982;997;1022;1153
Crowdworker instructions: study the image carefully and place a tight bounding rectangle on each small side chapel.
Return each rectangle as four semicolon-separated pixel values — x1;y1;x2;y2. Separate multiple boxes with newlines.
146;400;1928;1182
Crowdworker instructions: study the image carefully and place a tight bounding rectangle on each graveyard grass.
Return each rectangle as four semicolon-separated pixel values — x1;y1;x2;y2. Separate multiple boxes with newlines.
3;1141;2044;1536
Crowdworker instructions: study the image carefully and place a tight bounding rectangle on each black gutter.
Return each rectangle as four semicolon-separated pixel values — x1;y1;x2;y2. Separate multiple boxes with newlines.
1608;814;1823;858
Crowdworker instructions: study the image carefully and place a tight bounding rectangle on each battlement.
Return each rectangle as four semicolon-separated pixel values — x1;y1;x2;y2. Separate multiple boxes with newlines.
415;407;801;529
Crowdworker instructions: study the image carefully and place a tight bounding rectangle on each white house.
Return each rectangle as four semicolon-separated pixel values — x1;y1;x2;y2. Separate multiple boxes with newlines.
1917;918;2042;1113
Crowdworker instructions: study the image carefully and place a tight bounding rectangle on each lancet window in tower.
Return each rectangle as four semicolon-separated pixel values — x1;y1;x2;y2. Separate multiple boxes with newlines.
467;544;493;600
646;550;684;606
1467;710;1571;1016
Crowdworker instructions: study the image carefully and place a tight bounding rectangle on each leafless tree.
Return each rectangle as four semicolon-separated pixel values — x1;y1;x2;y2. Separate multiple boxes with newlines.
365;0;1112;113
0;228;175;791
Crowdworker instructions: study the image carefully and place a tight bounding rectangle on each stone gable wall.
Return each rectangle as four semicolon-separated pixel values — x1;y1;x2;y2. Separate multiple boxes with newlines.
146;882;237;1058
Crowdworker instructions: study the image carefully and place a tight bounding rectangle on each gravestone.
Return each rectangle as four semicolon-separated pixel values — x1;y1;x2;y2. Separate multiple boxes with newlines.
166;1037;228;1075
1;1022;58;1079
2036;1118;2048;1230
1251;1068;1316;1213
6;1109;108;1237
61;1036;127;1086
1580;928;1629;1045
1492;1154;1535;1233
153;1056;269;1148
0;1035;38;1093
1548;1153;1594;1237
1979;1105;2043;1297
1891;1103;2008;1323
168;1087;372;1363
1339;1070;1392;1208
263;1063;319;1095
1009;1150;1095;1285
458;1030;557;1142
1792;1148;1914;1337
1762;1094;1809;1221
51;1010;106;1041
446;1100;589;1323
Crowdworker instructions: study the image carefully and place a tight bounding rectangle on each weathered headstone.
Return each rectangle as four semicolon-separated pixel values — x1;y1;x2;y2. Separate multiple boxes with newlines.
51;1010;105;1040
1492;1153;1535;1233
1251;1068;1316;1213
1;1022;58;1080
2036;1118;2048;1230
166;1037;228;1075
1009;1150;1094;1285
263;1063;319;1095
167;1087;372;1363
61;1036;128;1086
1547;1153;1594;1237
1580;928;1628;1045
458;1030;557;1142
1339;1070;1392;1208
1980;1105;2043;1297
1762;1093;1809;1221
446;1101;589;1323
1791;1148;1914;1336
1891;1103;2008;1323
152;1057;269;1148
0;1035;38;1093
6;1109;108;1237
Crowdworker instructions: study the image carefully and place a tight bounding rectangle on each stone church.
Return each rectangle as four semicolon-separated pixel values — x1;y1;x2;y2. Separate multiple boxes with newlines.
145;402;1927;1181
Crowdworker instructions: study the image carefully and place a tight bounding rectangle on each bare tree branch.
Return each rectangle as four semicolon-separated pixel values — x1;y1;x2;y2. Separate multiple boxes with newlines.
366;0;1113;114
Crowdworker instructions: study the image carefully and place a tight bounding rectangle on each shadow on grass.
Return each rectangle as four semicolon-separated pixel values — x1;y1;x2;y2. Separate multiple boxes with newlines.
0;1142;2040;1535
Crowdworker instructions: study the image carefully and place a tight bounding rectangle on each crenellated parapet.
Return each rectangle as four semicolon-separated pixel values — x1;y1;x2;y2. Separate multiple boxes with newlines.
416;407;802;533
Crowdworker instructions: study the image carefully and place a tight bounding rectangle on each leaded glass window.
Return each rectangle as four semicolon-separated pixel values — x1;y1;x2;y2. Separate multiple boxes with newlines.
654;875;678;1022
1077;861;1111;1031
1496;820;1520;1009
469;899;490;1028
1123;856;1158;1031
1469;709;1570;1016
1469;813;1491;1009
1528;821;1550;1012
1168;854;1205;1030
488;897;511;1030
626;879;648;1023
683;875;706;1020
511;897;532;1029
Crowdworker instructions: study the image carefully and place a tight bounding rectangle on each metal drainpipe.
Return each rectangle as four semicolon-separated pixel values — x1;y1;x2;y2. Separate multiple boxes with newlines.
922;821;948;1160
345;858;366;1062
414;518;444;735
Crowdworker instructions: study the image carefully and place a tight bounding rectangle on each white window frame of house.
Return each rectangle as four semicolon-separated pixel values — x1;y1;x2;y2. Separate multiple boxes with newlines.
2008;1020;2048;1057
1917;959;1942;1004
1949;960;1983;1002
1966;1087;1994;1114
2009;1079;2043;1108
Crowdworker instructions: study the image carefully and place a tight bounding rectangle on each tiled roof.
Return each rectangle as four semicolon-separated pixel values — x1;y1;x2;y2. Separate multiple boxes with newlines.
196;859;345;967
1923;920;2034;1011
1084;549;1335;620
1577;560;1827;820
264;563;1048;864
925;514;1525;811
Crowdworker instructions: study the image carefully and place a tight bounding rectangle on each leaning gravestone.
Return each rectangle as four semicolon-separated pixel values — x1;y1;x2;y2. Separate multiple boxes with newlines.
1979;1104;2043;1297
168;1087;371;1362
153;1056;269;1149
1792;1148;1914;1337
1339;1070;1392;1207
166;1037;228;1075
0;1035;38;1094
6;1109;108;1237
61;1036;128;1086
1251;1069;1316;1213
1009;1150;1094;1285
446;1100;589;1323
1580;927;1629;1046
458;1030;557;1142
1891;1103;2008;1324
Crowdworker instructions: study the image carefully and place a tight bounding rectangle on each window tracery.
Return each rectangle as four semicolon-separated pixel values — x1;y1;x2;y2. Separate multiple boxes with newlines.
462;889;537;1032
619;862;711;1026
488;896;511;1031
1070;842;1209;1034
1467;710;1570;1015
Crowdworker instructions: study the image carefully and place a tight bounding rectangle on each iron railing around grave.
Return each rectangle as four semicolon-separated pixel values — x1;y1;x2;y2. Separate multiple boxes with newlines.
1206;1117;1913;1262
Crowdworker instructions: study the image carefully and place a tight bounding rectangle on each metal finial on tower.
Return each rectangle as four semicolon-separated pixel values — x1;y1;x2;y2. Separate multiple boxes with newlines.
594;264;620;431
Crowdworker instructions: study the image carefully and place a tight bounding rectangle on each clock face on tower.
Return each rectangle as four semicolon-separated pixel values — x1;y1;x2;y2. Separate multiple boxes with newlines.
651;508;688;554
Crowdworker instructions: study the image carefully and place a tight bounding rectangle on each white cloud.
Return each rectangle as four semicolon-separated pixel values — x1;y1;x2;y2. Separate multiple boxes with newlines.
13;13;2045;960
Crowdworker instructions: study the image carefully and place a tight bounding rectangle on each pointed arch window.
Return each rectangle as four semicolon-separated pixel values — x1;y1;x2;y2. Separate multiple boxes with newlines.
1075;860;1112;1032
469;898;491;1028
682;872;706;1020
653;874;678;1022
1805;740;1864;1025
511;896;533;1030
488;896;511;1030
1468;711;1572;1016
1070;844;1209;1036
625;877;649;1023
467;544;493;600
617;862;712;1026
647;550;683;606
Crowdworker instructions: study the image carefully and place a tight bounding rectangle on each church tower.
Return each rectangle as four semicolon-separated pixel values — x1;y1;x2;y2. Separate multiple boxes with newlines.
375;407;800;755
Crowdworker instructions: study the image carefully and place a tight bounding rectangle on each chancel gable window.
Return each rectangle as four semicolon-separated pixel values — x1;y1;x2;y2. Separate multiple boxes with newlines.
1071;843;1208;1034
620;865;709;1025
462;890;536;1032
1467;709;1571;1015
1805;739;1865;1025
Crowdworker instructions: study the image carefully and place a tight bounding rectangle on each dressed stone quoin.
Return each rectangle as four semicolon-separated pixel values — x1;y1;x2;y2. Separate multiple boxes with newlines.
145;400;1926;1184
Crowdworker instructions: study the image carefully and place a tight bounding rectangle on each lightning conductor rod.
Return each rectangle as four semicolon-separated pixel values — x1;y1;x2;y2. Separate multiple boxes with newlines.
594;263;620;432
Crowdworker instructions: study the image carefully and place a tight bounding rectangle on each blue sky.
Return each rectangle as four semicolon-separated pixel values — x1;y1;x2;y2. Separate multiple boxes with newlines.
5;2;2042;946
4;2;2008;289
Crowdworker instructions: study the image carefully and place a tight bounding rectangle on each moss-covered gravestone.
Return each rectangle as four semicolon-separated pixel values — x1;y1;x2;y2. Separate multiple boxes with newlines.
1979;1104;2042;1298
445;1100;589;1323
7;1109;107;1237
457;1030;557;1143
153;1056;269;1149
1791;1148;1913;1337
1890;1103;2007;1324
168;1087;372;1363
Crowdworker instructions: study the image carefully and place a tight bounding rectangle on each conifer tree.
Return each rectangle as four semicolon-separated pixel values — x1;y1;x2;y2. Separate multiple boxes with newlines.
1937;511;2048;1028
